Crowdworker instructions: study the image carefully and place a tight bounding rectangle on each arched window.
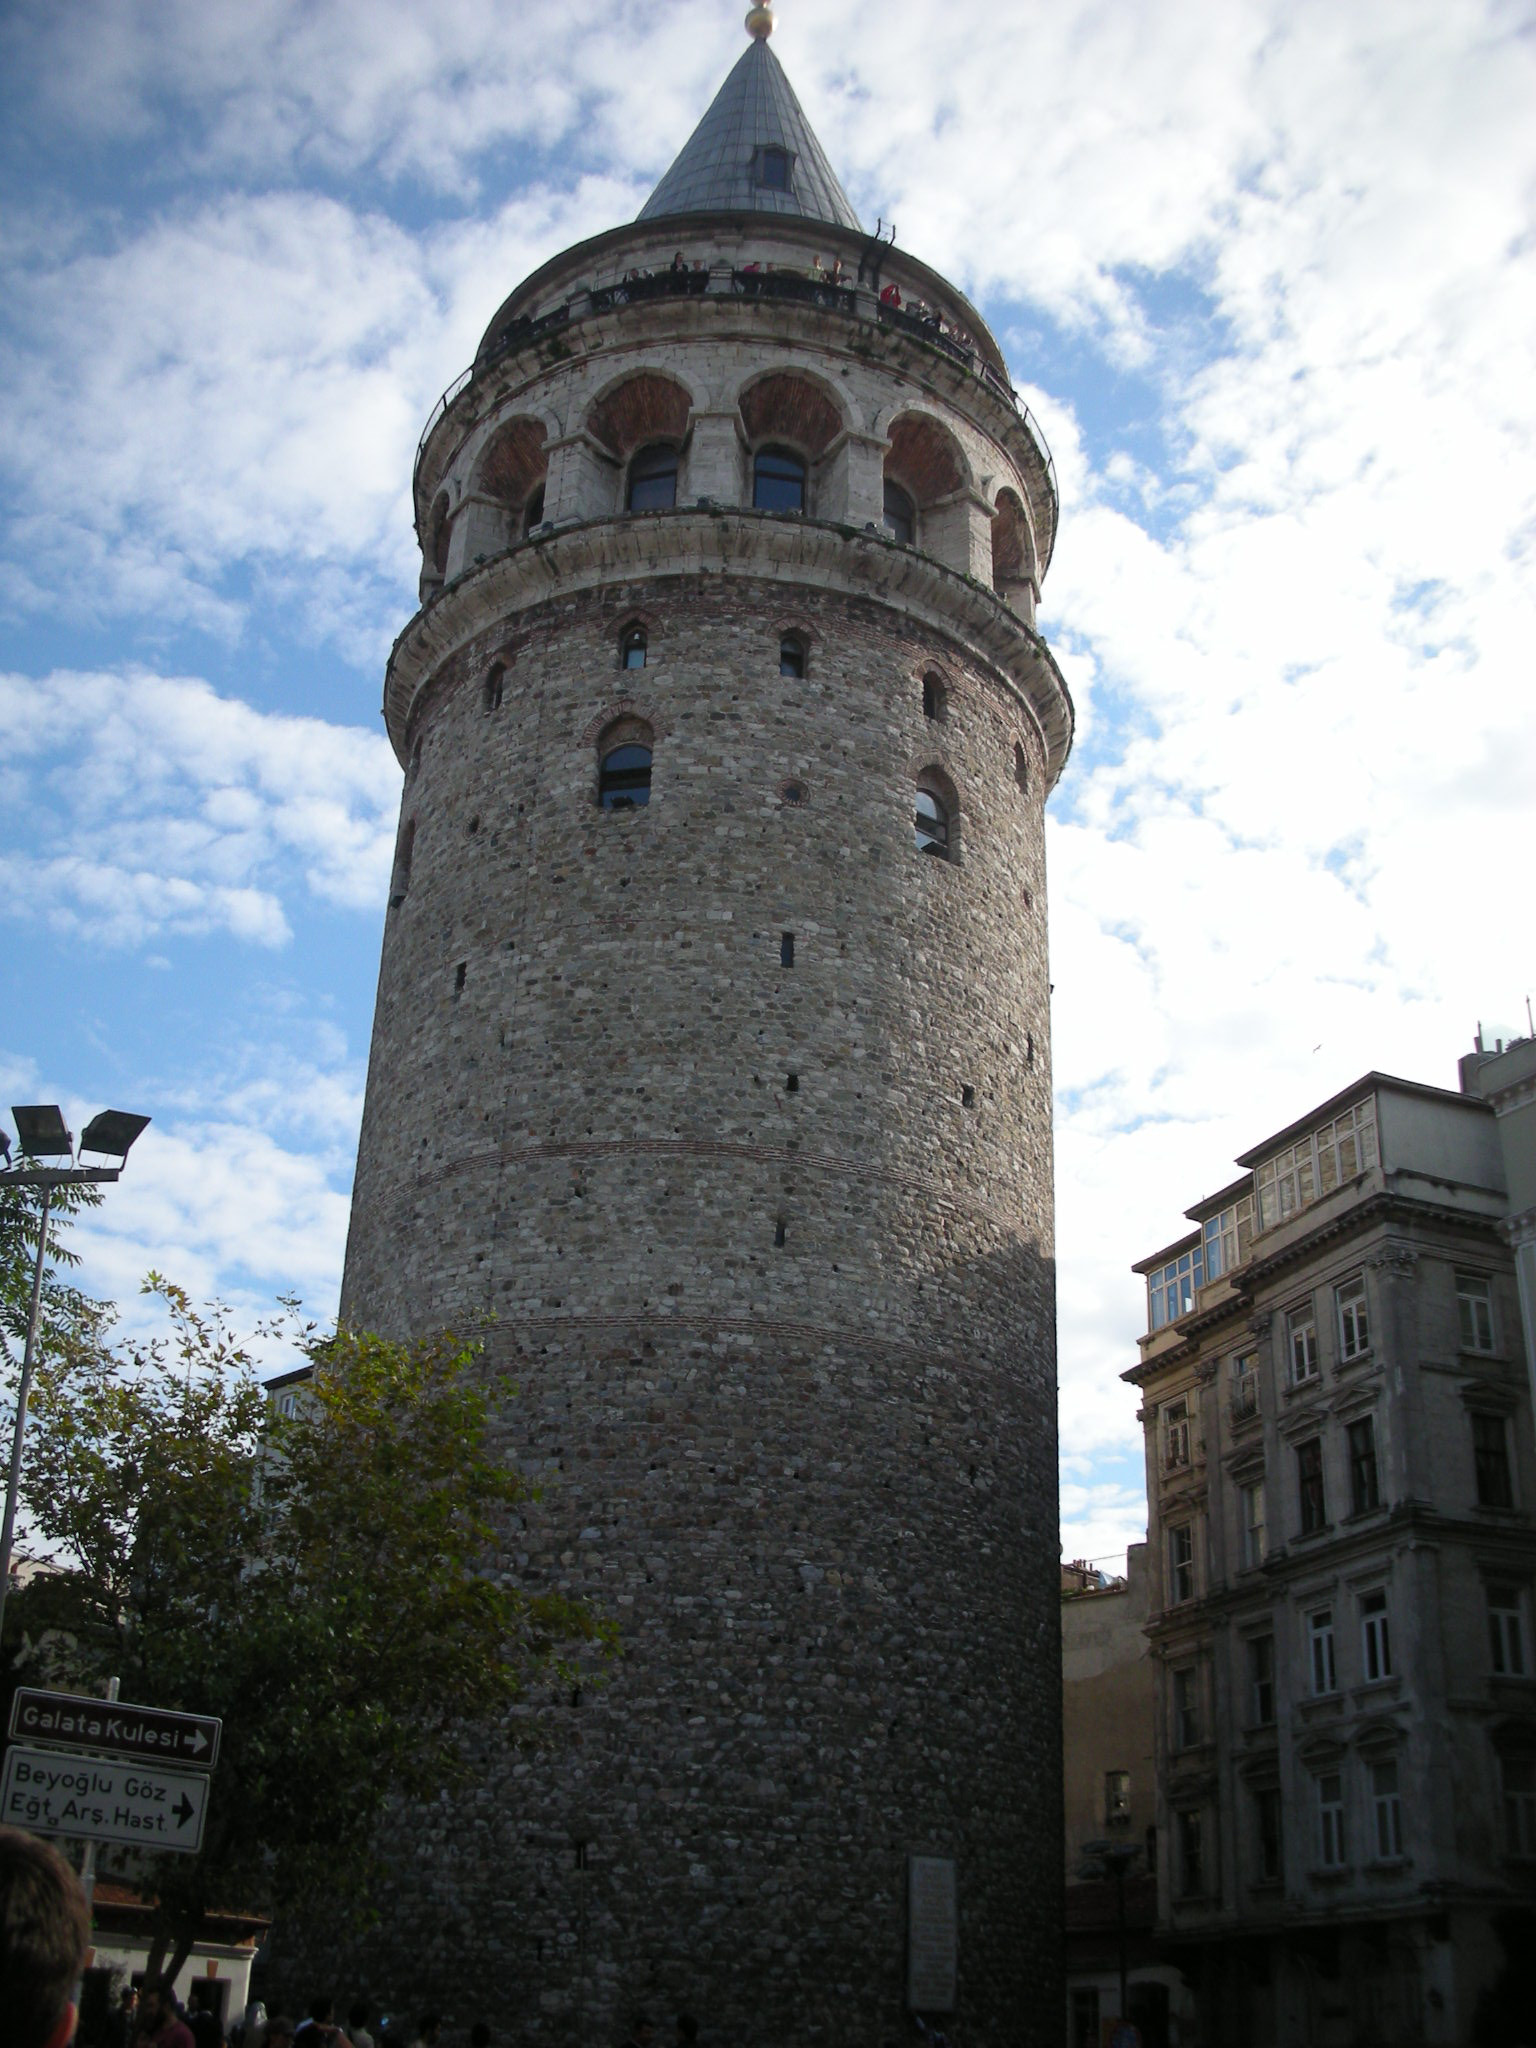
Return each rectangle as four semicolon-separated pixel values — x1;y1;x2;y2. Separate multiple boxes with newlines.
779;633;807;679
923;674;946;721
1014;741;1029;793
883;479;915;545
620;625;647;670
600;743;652;809
389;818;416;904
523;484;545;535
914;787;951;859
484;662;505;713
753;446;805;513
627;444;678;512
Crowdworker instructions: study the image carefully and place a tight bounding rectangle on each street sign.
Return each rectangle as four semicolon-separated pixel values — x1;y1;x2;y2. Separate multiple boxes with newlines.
7;1688;221;1768
0;1746;209;1852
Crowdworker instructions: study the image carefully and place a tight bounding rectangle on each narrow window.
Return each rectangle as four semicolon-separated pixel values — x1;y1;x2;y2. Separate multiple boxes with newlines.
1504;1757;1536;1856
914;788;950;859
1473;1412;1514;1508
1240;1479;1266;1568
1361;1590;1392;1682
1317;1773;1347;1868
780;932;794;967
484;662;505;713
621;625;647;669
453;961;466;997
1161;1398;1191;1473
599;743;652;808
883;478;915;544
389;818;415;907
1348;1415;1380;1514
1230;1352;1259;1421
774;1216;787;1248
1172;1665;1200;1750
1297;1437;1326;1534
1014;741;1029;792
1248;1634;1275;1726
1337;1275;1370;1359
753;446;805;513
1167;1523;1195;1605
627;445;678;512
779;633;807;679
1489;1583;1528;1676
1309;1607;1337;1695
1371;1760;1403;1858
523;483;546;534
960;1084;975;1109
1288;1305;1319;1384
1176;1809;1203;1897
1457;1272;1495;1352
785;1072;799;1093
1253;1785;1283;1883
922;673;946;721
1105;1769;1131;1825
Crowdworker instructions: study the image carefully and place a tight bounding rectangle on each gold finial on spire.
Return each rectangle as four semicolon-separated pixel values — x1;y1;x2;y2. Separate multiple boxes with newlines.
745;5;775;39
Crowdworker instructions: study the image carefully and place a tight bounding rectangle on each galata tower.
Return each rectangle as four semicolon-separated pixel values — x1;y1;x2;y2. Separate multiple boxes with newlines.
337;11;1072;2042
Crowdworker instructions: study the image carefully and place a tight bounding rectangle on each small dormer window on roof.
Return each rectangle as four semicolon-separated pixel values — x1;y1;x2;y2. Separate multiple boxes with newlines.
755;146;793;192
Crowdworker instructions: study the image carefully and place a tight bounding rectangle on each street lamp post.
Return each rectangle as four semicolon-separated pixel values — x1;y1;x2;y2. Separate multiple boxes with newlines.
1080;1837;1142;2028
0;1104;149;1650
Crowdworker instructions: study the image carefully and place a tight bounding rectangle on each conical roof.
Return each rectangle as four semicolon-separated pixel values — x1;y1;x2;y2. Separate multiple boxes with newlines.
638;36;861;232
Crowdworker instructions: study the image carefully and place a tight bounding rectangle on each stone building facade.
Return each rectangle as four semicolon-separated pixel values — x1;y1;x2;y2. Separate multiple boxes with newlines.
1126;1066;1536;2047
321;20;1073;2044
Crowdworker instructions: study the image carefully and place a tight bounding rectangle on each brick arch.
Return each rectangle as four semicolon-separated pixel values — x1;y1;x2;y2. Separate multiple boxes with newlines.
581;698;667;746
736;371;845;459
885;411;970;505
992;487;1036;588
471;416;548;509
586;372;694;459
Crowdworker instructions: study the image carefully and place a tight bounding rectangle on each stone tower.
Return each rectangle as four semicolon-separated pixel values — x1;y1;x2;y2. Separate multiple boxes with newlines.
339;13;1072;2042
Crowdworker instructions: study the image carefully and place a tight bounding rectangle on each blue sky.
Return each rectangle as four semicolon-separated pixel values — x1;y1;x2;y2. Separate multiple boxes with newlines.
2;0;1532;1569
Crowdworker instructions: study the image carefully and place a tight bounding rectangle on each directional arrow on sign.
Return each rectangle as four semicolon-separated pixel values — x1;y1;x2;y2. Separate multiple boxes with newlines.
7;1689;221;1770
0;1746;210;1854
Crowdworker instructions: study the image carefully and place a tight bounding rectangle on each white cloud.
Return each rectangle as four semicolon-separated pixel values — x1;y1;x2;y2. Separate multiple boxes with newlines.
0;669;399;946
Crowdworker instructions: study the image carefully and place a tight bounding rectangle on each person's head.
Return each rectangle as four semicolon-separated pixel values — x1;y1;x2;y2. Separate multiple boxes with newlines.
348;2006;371;2035
0;1830;91;2048
676;2018;698;2045
266;2018;296;2048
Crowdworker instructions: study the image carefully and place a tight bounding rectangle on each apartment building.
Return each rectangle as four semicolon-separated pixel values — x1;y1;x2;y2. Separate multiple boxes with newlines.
1125;1060;1536;2046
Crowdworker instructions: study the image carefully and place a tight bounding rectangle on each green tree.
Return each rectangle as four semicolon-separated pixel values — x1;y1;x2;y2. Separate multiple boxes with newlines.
0;1176;107;1399
9;1283;604;1983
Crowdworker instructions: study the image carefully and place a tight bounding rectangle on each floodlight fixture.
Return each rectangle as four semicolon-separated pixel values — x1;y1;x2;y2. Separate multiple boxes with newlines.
11;1104;72;1157
79;1110;152;1161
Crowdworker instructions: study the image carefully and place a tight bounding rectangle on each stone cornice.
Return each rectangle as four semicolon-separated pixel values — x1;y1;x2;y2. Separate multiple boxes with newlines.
383;507;1075;784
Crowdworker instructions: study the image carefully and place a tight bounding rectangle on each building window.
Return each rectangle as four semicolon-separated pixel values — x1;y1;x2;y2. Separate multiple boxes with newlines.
1105;1769;1131;1826
1288;1305;1319;1385
1148;1244;1204;1331
1240;1479;1266;1569
1504;1757;1536;1857
523;482;545;533
1317;1772;1347;1869
388;817;416;907
913;786;951;860
1348;1415;1380;1515
755;145;792;191
1254;1098;1377;1230
627;443;679;512
1297;1436;1327;1534
1488;1583;1528;1677
1253;1785;1283;1883
1248;1634;1275;1726
883;478;916;544
599;743;652;809
1230;1352;1259;1421
1337;1275;1370;1360
1473;1412;1515;1509
1070;1987;1100;2048
779;633;807;678
1162;1397;1192;1473
484;661;505;712
1361;1590;1392;1682
1176;1809;1204;1897
1309;1607;1338;1696
1370;1759;1404;1859
753;445;806;512
1172;1665;1200;1751
1203;1195;1254;1279
921;672;947;721
621;624;648;669
1457;1272;1495;1353
1167;1523;1195;1606
275;1390;299;1419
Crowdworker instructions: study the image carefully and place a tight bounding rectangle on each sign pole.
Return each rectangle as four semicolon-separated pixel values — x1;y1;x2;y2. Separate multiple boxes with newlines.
73;1676;118;2011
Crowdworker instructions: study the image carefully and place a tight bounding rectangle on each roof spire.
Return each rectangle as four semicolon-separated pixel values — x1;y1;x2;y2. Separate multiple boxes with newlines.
638;17;861;230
